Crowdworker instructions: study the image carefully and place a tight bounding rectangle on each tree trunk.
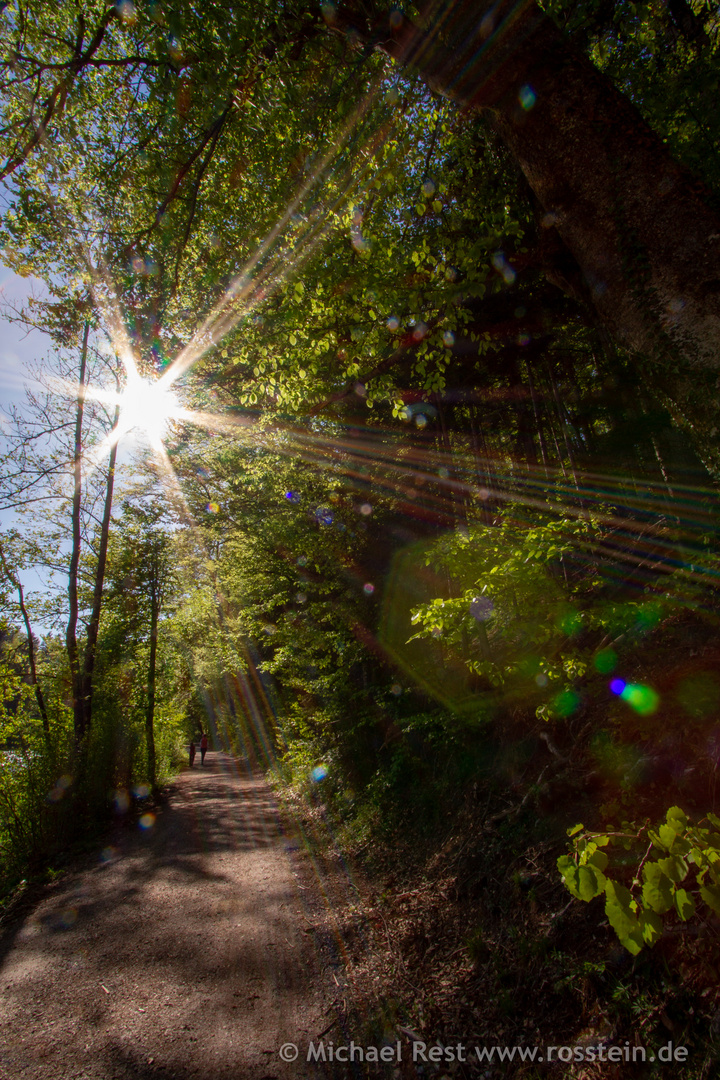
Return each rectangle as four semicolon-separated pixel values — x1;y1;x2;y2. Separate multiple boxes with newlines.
80;404;119;731
547;360;580;490
0;541;49;735
145;584;159;792
66;321;90;746
507;353;538;466
372;0;720;369
525;360;550;476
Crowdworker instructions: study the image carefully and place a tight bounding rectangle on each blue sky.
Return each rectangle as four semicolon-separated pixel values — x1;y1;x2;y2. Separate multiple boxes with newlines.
0;267;56;623
0;264;50;417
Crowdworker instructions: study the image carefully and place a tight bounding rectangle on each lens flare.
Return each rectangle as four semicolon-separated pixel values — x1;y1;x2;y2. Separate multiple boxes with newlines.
116;370;180;446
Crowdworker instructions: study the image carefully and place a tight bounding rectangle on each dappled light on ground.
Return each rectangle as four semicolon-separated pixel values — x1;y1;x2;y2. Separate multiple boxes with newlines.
0;757;349;1080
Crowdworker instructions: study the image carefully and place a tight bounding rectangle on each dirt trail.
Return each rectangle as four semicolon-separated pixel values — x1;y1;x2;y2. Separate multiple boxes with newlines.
0;755;346;1080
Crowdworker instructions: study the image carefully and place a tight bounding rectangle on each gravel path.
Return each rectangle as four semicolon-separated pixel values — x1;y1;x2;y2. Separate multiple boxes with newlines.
0;755;343;1080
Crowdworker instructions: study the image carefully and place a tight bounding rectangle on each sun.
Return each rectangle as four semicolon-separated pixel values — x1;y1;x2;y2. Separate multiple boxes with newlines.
116;370;180;447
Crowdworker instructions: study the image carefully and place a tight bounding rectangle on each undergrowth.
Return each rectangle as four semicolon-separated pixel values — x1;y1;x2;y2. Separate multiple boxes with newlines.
272;608;720;1078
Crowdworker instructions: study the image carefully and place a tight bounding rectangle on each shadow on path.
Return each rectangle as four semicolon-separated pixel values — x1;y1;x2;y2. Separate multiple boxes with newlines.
0;754;342;1080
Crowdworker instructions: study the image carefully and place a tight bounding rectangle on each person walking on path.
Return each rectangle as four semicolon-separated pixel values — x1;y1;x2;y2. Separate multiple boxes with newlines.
200;732;209;765
188;737;196;768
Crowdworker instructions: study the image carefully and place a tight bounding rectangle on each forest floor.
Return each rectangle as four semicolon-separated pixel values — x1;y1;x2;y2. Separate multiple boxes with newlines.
0;754;359;1080
3;745;720;1080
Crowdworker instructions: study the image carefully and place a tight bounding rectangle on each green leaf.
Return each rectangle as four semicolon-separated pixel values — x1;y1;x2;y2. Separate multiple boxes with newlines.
642;860;664;883
642;872;674;915
639;909;663;946
674;888;695;921
578;864;606;900
567;823;584;837
666;806;688;830
557;855;581;899
559;851;605;900
700;884;720;915
648;829;665;851
605;880;644;955
688;846;706;868
657;855;688;883
587;849;609;872
658;824;678;850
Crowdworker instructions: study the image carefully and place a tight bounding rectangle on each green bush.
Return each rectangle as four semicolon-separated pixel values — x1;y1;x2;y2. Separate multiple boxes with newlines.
558;806;720;954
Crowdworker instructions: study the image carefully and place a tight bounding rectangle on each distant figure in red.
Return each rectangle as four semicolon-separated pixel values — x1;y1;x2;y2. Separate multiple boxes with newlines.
188;738;196;768
200;732;209;765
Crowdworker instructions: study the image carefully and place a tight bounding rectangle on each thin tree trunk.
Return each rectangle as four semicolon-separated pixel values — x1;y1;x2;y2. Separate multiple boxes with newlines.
436;398;464;525
145;583;159;791
650;435;675;501
508;353;538;467
0;542;49;735
66;321;90;745
80;403;120;732
541;373;570;482
525;360;550;477
548;362;580;491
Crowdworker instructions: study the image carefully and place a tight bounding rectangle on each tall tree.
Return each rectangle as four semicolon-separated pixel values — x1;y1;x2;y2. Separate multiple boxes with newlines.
0;535;49;735
105;504;177;791
0;309;123;748
0;0;718;372
332;0;720;369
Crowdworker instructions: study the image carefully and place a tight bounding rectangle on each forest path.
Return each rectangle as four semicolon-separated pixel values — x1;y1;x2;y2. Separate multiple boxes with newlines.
0;754;344;1080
